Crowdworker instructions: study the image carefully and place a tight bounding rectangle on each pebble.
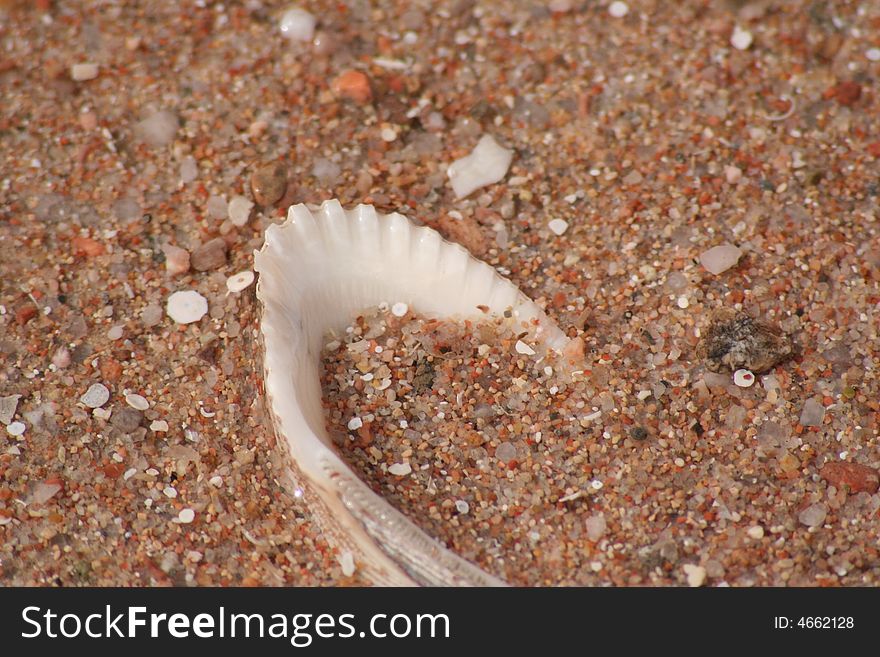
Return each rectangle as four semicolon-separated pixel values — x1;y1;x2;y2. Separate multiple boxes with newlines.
388;462;412;476
125;393;149;411
0;394;21;425
495;441;517;463
867;48;880;62
339;551;356;577
747;526;765;540
179;156;198;183
163;244;191;276
312;158;341;186
608;1;629;18
70;63;99;81
731;26;753;51
177;508;195;524
676;296;689;309
515;339;536;356
166;290;208;324
332;70;372;104
226;270;255;294
150;419;169;432
6;421;25;437
683;564;707;587
250;163;288;206
798;503;827;528
207;195;228;220
548;218;569;236
733;369;755;387
724;165;742;184
799;397;825;427
111;406;143;433
347;417;363;431
699;243;742;275
141;304;164;328
391;302;409;317
455;500;470;514
163;486;178;498
585;514;606;541
190;237;228;271
227;195;254;227
819;462;880;494
80;383;110;408
51;346;71;369
447;134;513;198
279;7;316;42
134;110;179;148
107;325;124;340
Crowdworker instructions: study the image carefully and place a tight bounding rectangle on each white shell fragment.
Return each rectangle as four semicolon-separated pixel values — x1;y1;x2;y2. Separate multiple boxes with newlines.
279;7;316;42
255;200;568;587
699;243;742;275
71;63;99;81
391;302;409;317
339;551;356;577
166;290;208;324
733;369;756;388
388;463;412;476
347;417;363;431
731;26;753;51
548;218;569;236
515;339;536;356
6;421;25;437
150;419;169;432
447;134;513;198
125;393;150;411
226;270;256;294
177;508;195;524
609;1;629;17
228;195;254;227
80;383;110;409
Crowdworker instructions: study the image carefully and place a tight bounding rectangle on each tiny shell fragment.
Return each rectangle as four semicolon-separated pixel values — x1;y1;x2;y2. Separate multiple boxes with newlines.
388;462;412;476
226;270;255;294
80;383;110;408
447;134;513;199
167;290;208;324
700;244;742;275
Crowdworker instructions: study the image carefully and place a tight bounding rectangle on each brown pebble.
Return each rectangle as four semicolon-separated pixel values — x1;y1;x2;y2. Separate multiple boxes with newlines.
828;81;862;107
15;305;37;325
72;236;104;257
436;213;488;256
191;237;228;271
250;162;288;206
820;462;880;494
162;244;190;276
332;70;373;104
110;406;144;433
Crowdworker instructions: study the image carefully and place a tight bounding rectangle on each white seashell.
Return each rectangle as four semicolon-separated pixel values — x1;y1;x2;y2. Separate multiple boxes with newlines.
254;200;567;586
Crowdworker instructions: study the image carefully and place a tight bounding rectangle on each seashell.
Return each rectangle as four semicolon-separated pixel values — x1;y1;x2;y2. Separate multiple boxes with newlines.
254;200;567;586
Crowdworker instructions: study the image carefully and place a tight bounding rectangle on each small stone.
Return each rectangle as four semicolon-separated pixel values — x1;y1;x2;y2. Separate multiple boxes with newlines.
179;156;198;183
391;302;409;317
515;340;536;356
731;26;753;50
339;551;355;577
347;417;363;431
683;564;707;587
207;195;228;220
51;346;71;369
163;486;178;498
29;481;62;505
177;508;195;524
0;394;21;425
447;134;514;198
190;238;228;271
150;419;169;432
585;514;606;541
125;393;149;411
70;63;99;81
548;218;569;236
141;304;164;328
250;163;288;206
548;0;572;11
455;500;470;514
608;1;628;18
798;503;827;528
733;369;755;387
724;165;742;184
829;81;862;107
677;296;689;309
867;48;880;62
209;475;223;487
279;7;316;42
166;290;208;324
134;110;179;148
819;462;880;494
227;195;254;227
699;243;742;275
163;244;190;276
107;325;124;340
388;462;412;476
6;421;25;437
332;70;372;104
312;158;342;186
226;271;255;294
495;441;517;462
747;525;765;539
111;406;143;433
799;397;825;427
80;383;110;408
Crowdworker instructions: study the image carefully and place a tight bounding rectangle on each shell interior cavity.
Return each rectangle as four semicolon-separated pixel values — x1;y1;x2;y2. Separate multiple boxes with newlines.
254;200;568;586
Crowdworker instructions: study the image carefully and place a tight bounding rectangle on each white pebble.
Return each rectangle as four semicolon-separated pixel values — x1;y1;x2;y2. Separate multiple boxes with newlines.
747;525;764;539
339;551;356;577
134;110;179;148
699;243;742;275
6;421;25;437
724;165;742;184
548;218;569;236
867;48;880;62
447;134;513;199
163;486;178;498
347;417;363;431
388;462;412;476
733;369;755;388
279;7;316;42
590;479;604;490
177;508;196;524
380;126;397;142
209;475;223;487
731;26;753;51
150;419;169;432
71;63;99;81
107;325;124;340
125;393;149;411
166;290;208;324
683;564;707;587
123;468;137;481
227;195;254;227
391;302;409;317
515;340;536;356
226;270;255;294
608;1;628;17
80;383;110;408
455;500;470;514
676;296;689;309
